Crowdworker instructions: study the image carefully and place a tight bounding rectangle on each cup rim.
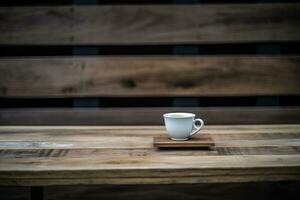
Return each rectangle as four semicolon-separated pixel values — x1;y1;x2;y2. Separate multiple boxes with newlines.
163;112;195;118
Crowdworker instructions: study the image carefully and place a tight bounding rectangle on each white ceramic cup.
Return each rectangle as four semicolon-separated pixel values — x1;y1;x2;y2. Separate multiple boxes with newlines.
163;112;204;141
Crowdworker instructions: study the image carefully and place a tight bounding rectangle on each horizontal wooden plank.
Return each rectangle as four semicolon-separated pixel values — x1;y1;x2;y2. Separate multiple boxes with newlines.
0;125;299;150
0;149;218;159
1;124;299;169
0;124;299;139
1;56;300;97
216;146;300;155
1;145;299;159
2;182;300;200
48;183;300;200
1;107;300;125
0;4;299;44
1;138;296;149
0;125;299;185
0;125;299;151
43;183;300;200
1;155;300;185
1;124;299;135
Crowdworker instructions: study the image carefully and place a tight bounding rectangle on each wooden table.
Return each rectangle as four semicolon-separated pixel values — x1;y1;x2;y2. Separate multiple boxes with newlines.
0;125;300;199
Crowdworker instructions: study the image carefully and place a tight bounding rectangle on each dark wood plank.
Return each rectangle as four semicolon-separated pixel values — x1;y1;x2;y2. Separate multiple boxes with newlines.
1;107;300;125
1;56;300;97
1;182;300;200
44;182;300;200
0;4;299;44
153;136;214;148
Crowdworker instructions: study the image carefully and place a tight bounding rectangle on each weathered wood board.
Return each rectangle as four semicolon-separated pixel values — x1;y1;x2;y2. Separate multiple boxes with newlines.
2;182;300;200
1;56;299;97
0;125;300;186
0;4;299;44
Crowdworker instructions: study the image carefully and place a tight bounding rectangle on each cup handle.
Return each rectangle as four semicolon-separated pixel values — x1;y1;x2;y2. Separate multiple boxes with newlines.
190;118;204;137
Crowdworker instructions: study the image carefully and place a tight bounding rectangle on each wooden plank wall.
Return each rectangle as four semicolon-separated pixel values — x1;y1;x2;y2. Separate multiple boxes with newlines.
0;56;300;97
1;2;300;199
0;4;300;44
0;2;300;125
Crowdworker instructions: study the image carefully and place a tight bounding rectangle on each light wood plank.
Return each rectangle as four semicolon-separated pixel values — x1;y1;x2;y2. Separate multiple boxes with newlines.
2;130;299;149
3;154;299;171
0;125;299;150
1;146;300;158
217;146;300;155
1;107;300;125
1;56;300;97
0;149;218;159
0;4;299;44
0;155;300;185
0;125;299;185
215;139;300;147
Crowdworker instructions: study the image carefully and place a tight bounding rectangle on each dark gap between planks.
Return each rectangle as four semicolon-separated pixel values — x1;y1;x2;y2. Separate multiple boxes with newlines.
0;96;299;108
0;42;300;57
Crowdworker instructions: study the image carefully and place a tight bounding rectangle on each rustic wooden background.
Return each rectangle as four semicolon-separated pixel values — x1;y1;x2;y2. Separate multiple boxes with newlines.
0;0;300;199
0;1;300;125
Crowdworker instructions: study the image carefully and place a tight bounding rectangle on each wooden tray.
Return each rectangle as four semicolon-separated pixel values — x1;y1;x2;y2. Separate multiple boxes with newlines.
153;135;215;149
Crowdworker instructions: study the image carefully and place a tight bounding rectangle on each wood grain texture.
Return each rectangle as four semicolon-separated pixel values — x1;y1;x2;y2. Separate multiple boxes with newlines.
44;182;300;200
1;56;300;97
0;125;300;186
1;107;300;125
2;182;300;200
153;136;215;148
0;4;299;44
0;182;300;200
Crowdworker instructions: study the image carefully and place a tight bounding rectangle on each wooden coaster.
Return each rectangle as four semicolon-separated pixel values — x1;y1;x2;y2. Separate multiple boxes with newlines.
153;135;215;149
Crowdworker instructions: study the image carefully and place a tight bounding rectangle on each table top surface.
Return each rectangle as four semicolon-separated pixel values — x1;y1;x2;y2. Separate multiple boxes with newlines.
0;125;300;186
